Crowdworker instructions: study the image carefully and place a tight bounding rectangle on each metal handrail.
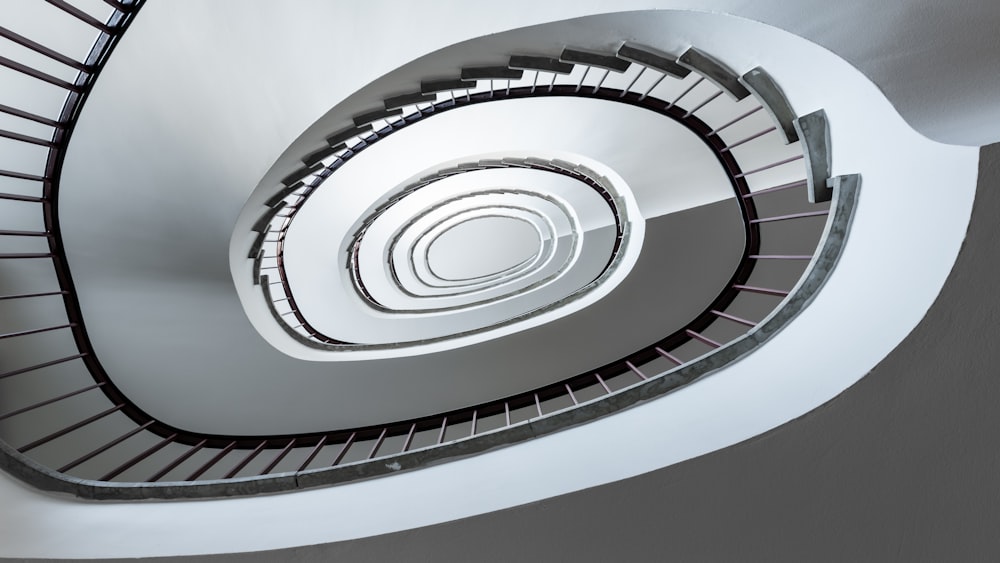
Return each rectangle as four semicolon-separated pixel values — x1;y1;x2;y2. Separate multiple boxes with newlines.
0;5;847;498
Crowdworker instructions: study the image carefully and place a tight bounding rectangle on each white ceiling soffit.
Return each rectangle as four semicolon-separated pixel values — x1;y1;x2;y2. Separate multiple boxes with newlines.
0;2;983;560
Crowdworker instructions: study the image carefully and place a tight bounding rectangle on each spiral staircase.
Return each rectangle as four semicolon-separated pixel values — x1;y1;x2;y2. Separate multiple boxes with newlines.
0;1;995;560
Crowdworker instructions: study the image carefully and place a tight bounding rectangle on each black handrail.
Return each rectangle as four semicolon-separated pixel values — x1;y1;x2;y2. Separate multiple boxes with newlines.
0;6;841;494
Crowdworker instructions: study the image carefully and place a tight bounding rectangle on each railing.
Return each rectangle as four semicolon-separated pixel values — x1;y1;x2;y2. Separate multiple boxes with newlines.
0;7;856;500
252;46;827;354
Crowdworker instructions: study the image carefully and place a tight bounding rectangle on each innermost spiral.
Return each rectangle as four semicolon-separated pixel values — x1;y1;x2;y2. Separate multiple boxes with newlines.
426;216;541;281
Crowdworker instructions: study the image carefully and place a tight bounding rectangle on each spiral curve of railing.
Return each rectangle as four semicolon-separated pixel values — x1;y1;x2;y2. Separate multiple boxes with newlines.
0;3;859;500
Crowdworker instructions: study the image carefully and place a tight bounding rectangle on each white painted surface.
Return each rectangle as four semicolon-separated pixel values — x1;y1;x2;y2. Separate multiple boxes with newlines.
426;216;540;281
